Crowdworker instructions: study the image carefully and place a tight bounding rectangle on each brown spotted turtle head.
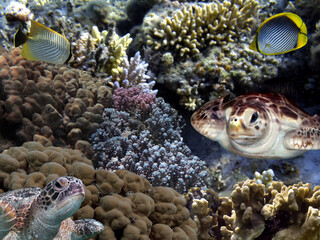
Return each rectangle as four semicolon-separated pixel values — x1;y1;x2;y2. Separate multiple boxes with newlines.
36;176;85;223
191;93;320;159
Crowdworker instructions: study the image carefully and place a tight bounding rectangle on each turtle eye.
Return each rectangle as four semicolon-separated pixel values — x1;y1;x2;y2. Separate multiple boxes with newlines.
250;112;259;123
54;181;63;189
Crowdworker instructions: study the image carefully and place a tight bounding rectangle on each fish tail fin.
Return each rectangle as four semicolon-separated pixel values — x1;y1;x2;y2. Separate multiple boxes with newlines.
297;22;308;48
249;35;258;51
14;28;28;47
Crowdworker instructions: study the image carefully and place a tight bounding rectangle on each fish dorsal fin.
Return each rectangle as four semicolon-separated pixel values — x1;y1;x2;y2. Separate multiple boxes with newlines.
29;19;67;40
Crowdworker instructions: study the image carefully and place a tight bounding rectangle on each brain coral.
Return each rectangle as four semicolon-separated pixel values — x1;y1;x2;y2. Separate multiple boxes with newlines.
0;141;198;239
143;0;260;59
90;87;209;193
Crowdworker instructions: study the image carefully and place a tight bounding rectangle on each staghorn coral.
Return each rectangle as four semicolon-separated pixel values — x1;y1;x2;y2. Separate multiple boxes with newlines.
90;87;209;193
0;141;198;240
143;0;260;59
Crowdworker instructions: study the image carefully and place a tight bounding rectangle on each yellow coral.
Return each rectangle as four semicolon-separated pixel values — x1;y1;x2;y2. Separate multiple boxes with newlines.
144;0;259;58
100;30;132;76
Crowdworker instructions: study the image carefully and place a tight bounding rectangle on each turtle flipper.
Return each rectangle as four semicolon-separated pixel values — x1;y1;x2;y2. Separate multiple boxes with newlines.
71;219;104;240
0;200;16;239
284;114;320;150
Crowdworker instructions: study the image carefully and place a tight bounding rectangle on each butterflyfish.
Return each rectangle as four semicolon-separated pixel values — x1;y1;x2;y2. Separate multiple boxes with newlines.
14;19;71;64
249;12;308;55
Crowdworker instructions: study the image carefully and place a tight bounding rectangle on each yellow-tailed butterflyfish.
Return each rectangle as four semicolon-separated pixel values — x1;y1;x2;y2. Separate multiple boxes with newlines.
249;12;308;55
14;20;71;64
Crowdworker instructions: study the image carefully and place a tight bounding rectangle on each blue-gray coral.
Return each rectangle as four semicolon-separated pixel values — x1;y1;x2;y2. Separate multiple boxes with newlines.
90;97;209;193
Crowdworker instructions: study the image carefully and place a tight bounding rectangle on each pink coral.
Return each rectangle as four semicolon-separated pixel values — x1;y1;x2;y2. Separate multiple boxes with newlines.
113;87;155;111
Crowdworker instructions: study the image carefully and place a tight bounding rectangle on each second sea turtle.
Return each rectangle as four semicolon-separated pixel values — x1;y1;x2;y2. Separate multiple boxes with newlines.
0;176;104;240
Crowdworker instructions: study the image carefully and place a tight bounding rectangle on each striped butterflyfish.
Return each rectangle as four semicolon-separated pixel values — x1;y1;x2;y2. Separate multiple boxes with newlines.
249;12;308;55
14;20;71;64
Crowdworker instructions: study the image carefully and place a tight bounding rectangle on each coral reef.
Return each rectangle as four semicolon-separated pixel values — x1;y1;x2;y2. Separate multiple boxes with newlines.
4;1;31;23
71;24;133;77
143;0;260;59
0;47;112;149
186;179;320;240
156;43;281;110
254;169;275;188
0;141;197;240
126;0;157;25
90;87;209;193
285;0;320;25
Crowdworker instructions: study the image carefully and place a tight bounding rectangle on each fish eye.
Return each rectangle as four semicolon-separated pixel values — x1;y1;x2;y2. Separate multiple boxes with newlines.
250;112;259;123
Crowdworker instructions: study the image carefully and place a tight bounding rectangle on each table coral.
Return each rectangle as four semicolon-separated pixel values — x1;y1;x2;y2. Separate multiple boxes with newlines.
0;141;198;240
90;87;209;193
144;0;259;59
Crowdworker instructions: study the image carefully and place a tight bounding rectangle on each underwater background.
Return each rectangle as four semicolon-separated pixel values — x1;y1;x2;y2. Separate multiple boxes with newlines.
0;0;320;239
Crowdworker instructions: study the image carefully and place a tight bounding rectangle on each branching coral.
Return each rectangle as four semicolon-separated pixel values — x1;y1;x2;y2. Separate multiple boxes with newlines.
112;51;156;93
157;42;281;110
71;25;132;77
186;179;320;240
90;87;209;193
144;0;260;59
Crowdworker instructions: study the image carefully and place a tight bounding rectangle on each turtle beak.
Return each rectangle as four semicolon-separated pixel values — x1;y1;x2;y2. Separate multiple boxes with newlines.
227;117;242;136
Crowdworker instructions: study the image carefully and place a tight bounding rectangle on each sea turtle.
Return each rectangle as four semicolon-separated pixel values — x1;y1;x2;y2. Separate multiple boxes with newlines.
0;176;104;240
191;92;320;159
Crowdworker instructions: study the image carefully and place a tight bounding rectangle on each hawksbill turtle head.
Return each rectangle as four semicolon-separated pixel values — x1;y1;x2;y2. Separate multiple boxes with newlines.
36;176;85;223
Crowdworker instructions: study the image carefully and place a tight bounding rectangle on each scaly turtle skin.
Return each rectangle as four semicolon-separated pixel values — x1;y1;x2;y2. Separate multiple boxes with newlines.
0;176;104;240
191;92;320;159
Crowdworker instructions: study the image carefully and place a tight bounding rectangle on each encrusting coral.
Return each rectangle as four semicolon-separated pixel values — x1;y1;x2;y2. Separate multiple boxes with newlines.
0;141;198;240
90;86;209;193
144;0;260;59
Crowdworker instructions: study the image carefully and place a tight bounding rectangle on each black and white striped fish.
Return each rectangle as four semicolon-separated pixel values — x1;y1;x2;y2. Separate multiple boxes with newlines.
14;20;71;64
249;12;308;55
